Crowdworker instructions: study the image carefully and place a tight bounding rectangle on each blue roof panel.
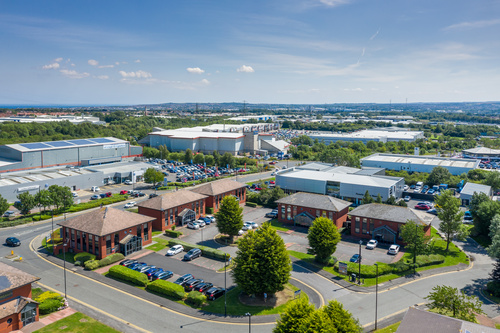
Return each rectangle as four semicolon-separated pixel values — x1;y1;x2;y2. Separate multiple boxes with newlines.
20;143;51;150
89;138;114;144
44;141;75;148
67;139;94;145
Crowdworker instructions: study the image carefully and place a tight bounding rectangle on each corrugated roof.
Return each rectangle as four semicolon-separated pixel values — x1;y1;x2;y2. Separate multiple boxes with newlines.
58;207;155;236
276;192;351;212
349;203;428;225
279;170;401;187
190;179;246;196
461;182;492;196
137;190;207;210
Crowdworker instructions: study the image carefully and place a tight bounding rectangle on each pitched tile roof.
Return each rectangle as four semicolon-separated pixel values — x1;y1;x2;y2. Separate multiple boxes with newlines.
275;192;351;212
190;179;246;196
0;262;40;294
58;207;155;236
349;203;429;225
0;297;36;318
137;190;207;211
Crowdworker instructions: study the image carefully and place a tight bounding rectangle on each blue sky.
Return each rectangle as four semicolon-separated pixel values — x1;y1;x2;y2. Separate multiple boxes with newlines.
1;0;500;105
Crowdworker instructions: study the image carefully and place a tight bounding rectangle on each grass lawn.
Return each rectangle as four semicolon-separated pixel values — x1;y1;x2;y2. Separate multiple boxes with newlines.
152;231;163;237
41;237;76;263
268;219;292;232
374;321;401;333
145;237;170;252
203;283;308;316
288;227;469;287
34;312;120;333
245;177;275;186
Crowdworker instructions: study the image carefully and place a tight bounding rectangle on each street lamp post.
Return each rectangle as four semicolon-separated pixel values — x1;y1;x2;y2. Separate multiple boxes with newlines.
358;240;362;284
375;263;379;330
63;242;67;300
224;254;227;317
245;312;252;333
51;210;54;254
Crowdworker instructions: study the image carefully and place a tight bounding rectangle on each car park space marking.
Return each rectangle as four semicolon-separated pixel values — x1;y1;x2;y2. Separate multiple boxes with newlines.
29;235;275;326
35;281;151;333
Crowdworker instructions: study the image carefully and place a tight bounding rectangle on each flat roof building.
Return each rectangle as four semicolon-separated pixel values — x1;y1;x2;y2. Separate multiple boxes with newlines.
463;147;500;161
459;182;492;206
361;153;480;176
307;129;424;145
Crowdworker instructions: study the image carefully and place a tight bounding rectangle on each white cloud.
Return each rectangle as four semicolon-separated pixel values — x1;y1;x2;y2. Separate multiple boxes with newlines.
115;62;120;65
134;59;141;63
95;75;109;80
187;67;205;74
60;69;90;79
54;57;63;62
343;87;363;91
71;63;76;67
98;64;115;68
318;0;350;7
88;59;99;66
42;62;60;70
118;70;152;78
199;79;210;85
237;65;254;73
444;19;500;31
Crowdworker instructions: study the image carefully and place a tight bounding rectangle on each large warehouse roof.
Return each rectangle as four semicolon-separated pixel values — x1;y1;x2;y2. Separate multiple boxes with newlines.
279;169;400;187
463;147;500;155
361;153;479;169
310;129;423;141
150;129;244;139
6;137;128;152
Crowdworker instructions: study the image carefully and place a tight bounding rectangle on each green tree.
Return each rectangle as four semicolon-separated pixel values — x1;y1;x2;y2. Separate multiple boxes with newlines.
215;196;243;243
400;220;431;268
487;215;500;259
299;309;334;333
425;285;484;322
219;152;235;168
385;195;397;205
158;145;169;160
144;168;164;188
184;148;193;164
0;194;9;217
232;223;291;296
434;189;468;251
427;166;452;186
322;300;362;333
14;192;36;215
484;171;500;190
59;186;74;211
375;194;383;203
48;185;63;212
307;217;341;263
204;155;215;166
35;190;52;216
212;150;220;165
273;297;315;333
193;152;205;165
475;199;500;236
362;190;373;204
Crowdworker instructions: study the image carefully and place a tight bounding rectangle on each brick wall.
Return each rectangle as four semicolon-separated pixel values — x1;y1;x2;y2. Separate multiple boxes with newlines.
277;203;349;229
138;200;205;231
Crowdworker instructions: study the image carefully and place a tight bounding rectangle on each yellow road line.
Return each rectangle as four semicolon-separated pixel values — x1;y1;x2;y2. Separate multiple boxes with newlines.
362;302;426;328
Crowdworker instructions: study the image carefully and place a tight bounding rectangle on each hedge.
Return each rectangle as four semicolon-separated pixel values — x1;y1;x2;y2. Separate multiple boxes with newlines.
186;291;206;306
39;298;64;315
99;253;125;267
245;202;258;207
146;279;186;300
206;207;214;214
74;252;96;264
84;260;100;270
165;230;183;238
168;239;230;261
67;195;127;212
32;214;52;221
108;265;149;287
487;281;500;297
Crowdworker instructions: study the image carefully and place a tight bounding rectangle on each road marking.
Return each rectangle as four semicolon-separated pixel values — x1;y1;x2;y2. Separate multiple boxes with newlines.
36;281;151;333
362;302;426;328
290;276;324;307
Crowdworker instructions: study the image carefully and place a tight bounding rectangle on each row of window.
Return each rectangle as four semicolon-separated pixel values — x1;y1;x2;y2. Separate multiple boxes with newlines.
165;200;205;226
353;217;401;239
279;204;335;221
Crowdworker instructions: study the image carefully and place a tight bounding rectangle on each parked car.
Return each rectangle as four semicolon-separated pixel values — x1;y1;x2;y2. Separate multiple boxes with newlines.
72;192;78;198
205;287;225;300
119;259;138;267
184;248;202;261
388;244;400;255
166;244;184;256
403;185;409;191
6;237;21;247
184;279;205;291
196;219;206;227
91;186;100;192
3;211;15;217
90;195;99;200
249;222;259;229
196;282;214;293
124;202;136;208
133;192;146;197
128;262;147;270
136;265;156;273
242;221;253;231
149;193;159;199
99;193;107;198
146;268;163;279
200;216;212;225
120;190;129;195
174;274;194;285
349;254;361;263
187;221;200;230
124;180;133;185
427;208;438;215
464;211;473;221
414;204;431;210
208;216;216;223
155;271;174;281
366;239;378;250
404;196;411;202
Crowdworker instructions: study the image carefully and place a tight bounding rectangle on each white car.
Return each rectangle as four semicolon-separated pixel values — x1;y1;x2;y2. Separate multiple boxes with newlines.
404;196;411;202
403;185;409;191
124;180;133;185
388;244;400;255
238;229;245;236
250;222;259;229
72;192;78;198
366;239;378;250
187;221;200;230
124;202;136;208
196;219;206;227
166;244;184;256
242;221;253;231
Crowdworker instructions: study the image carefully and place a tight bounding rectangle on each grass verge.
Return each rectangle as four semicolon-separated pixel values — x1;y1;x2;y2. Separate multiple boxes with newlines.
145;237;170;252
33;312;120;333
374;321;400;333
268;219;292;232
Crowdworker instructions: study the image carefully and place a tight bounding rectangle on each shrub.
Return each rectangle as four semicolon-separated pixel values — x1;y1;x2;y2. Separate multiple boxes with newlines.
245;202;258;207
74;261;82;266
165;229;183;238
98;253;125;267
171;225;176;231
186;291;206;307
415;254;445;267
206;207;214;214
39;298;64;315
168;239;230;261
35;291;62;303
146;279;186;300
108;265;149;287
74;252;96;264
84;260;100;270
32;214;52;221
487;281;500;297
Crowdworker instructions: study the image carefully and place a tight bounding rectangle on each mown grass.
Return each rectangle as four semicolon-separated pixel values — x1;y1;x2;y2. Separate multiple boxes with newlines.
145;237;170;252
374;321;401;333
268;219;292;232
34;312;120;333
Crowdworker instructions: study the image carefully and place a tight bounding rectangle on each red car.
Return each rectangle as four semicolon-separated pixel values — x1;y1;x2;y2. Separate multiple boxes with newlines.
120;190;128;195
105;192;112;197
269;161;277;165
415;204;431;210
270;180;275;185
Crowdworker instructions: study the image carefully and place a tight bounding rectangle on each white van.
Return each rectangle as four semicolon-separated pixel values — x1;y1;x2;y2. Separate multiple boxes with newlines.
91;186;100;192
416;181;424;187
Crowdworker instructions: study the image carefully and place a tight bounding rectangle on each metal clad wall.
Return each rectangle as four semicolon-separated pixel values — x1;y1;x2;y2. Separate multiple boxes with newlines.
340;182;391;201
276;175;326;194
0;146;22;160
42;148;79;166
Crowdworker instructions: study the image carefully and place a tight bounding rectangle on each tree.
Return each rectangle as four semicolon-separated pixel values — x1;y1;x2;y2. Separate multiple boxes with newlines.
490;259;500;284
0;194;9;217
193;153;205;165
362;190;373;204
425;285;484;322
14;192;36;216
35;190;52;216
299;309;334;333
48;185;63;211
322;300;362;333
204;155;215;166
474;199;500;236
385;195;397;205
375;194;383;203
215;196;243;243
434;190;468;251
307;217;341;263
485;171;500;190
144;168;164;188
184;148;193;164
273;297;315;333
232;223;291;296
487;215;500;258
158;145;169;160
59;186;74;211
400;220;430;268
219;152;235;169
427;166;452;186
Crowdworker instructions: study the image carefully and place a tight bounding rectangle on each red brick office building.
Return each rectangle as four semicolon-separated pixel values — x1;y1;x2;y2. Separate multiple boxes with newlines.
57;207;155;259
275;192;351;228
190;179;246;214
137;190;207;231
349;203;432;245
0;262;40;333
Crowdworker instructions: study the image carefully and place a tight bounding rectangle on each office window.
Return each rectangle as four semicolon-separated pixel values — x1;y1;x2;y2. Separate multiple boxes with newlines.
329;212;333;220
355;217;360;233
144;223;149;241
137;225;142;237
94;236;99;256
106;235;111;255
76;231;81;250
287;205;292;220
281;205;285;218
370;221;374;234
362;221;367;234
88;234;93;254
316;210;320;217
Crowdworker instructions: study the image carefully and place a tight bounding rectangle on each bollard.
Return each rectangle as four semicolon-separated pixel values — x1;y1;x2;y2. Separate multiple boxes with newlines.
11;250;14;255
19;257;22;261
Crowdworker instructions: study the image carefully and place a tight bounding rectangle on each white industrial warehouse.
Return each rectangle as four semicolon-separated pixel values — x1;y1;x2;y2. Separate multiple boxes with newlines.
307;128;424;145
275;163;404;204
360;153;480;176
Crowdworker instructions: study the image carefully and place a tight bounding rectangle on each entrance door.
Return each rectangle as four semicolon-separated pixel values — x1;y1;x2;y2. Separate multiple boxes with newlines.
21;303;37;327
